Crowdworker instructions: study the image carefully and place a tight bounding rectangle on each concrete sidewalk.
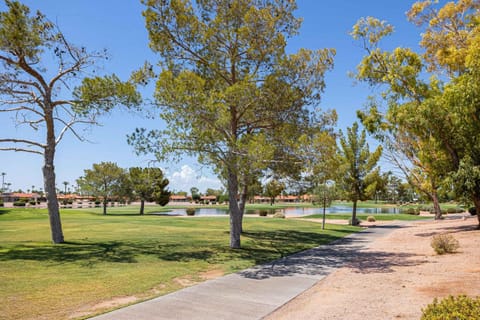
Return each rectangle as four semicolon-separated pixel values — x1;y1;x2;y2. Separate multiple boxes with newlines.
90;224;406;320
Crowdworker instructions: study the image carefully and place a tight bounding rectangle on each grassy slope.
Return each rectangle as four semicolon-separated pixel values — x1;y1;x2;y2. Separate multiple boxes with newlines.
0;207;359;319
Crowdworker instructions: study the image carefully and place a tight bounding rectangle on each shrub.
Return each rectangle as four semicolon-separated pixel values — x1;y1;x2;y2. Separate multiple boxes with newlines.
469;207;477;216
403;207;420;215
446;207;458;214
421;295;480;320
0;200;3;207
13;200;26;207
367;215;376;222
186;208;196;216
29;200;36;206
273;211;285;219
259;210;268;217
431;234;460;255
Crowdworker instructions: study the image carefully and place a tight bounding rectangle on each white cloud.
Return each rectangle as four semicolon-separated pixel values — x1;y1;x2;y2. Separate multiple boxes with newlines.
168;164;223;193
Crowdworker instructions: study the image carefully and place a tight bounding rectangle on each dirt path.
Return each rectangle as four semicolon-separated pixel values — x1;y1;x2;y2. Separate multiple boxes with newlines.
265;215;480;320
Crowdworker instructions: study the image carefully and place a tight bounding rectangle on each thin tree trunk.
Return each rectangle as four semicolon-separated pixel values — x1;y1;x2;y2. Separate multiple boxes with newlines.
351;200;358;226
322;195;326;230
140;199;145;215
103;199;107;215
473;193;480;229
432;191;442;220
43;152;64;244
238;184;248;233
227;169;241;249
43;109;64;244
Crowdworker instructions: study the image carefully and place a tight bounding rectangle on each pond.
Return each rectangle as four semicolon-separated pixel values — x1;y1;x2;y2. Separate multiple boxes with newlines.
156;205;398;216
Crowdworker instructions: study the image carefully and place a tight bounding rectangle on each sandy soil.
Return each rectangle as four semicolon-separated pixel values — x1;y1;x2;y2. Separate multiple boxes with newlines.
266;215;480;320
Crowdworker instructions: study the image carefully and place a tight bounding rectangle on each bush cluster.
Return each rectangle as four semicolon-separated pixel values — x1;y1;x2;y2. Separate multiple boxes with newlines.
13;200;26;207
421;295;480;320
258;210;268;217
367;215;376;222
469;207;477;216
273;211;285;219
0;200;4;207
186;208;196;216
431;234;460;255
402;207;420;215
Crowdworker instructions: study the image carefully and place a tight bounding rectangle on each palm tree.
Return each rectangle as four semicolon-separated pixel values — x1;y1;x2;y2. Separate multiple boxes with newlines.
63;181;69;195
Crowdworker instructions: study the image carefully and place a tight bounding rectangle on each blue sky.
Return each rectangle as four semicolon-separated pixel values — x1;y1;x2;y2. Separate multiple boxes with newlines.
0;0;429;193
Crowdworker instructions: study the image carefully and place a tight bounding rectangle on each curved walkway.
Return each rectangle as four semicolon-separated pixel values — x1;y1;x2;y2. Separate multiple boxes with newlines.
90;223;409;320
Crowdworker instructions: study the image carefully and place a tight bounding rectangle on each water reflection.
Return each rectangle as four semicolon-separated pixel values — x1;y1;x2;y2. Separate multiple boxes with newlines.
155;205;398;216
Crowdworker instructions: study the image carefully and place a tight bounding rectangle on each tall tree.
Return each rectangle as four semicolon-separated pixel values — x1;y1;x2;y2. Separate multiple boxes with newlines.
129;0;335;248
76;162;125;215
264;179;285;205
338;122;382;225
128;167;171;215
0;1;142;243
352;1;480;227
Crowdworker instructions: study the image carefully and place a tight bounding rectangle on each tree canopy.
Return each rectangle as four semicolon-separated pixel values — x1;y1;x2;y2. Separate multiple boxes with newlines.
128;167;171;215
352;0;480;227
338;122;382;225
129;0;335;248
0;0;142;243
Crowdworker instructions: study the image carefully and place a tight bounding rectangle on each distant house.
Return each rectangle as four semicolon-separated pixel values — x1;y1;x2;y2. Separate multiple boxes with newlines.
1;192;39;202
200;195;217;203
169;194;191;203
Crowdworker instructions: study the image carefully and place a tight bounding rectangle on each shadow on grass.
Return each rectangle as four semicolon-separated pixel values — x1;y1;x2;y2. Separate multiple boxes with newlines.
0;209;12;215
0;229;357;270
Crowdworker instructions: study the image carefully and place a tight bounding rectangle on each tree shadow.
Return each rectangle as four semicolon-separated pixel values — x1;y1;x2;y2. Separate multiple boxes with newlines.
0;240;215;267
0;209;12;215
239;229;426;280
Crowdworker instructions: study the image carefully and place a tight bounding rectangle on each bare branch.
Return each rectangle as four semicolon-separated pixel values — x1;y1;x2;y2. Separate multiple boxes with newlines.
0;138;46;148
0;147;43;155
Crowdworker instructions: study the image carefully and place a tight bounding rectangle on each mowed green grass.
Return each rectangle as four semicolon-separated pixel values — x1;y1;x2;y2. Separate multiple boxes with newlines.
0;208;360;319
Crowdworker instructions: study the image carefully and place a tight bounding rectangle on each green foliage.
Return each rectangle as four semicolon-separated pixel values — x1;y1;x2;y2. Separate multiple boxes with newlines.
401;207;420;215
77;162;126;214
130;0;337;247
259;210;268;217
13;200;26;206
128;167;171;206
264;180;285;205
185;207;195;216
421;295;480;320
0;199;3;207
431;234;460;255
366;215;376;222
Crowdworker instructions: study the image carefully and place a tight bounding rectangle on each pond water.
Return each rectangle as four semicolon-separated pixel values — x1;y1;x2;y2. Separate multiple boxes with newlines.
156;205;398;216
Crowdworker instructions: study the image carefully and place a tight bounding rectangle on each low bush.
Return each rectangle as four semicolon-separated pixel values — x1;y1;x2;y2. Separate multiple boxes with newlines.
367;215;376;222
258;210;268;217
0;200;3;207
13;201;26;207
273;211;285;219
447;208;458;214
29;200;36;206
186;208;196;216
402;207;420;215
469;207;477;216
431;234;459;255
421;295;480;320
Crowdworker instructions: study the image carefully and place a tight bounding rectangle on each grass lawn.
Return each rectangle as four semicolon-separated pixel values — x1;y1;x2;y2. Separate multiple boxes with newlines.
303;213;431;221
0;207;360;319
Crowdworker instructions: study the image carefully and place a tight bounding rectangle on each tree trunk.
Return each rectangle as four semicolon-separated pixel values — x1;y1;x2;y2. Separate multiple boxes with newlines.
351;200;358;226
43;109;64;244
473;193;480;229
432;191;442;220
322;196;326;230
103;199;107;215
43;153;64;244
140;199;145;215
227;169;241;249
